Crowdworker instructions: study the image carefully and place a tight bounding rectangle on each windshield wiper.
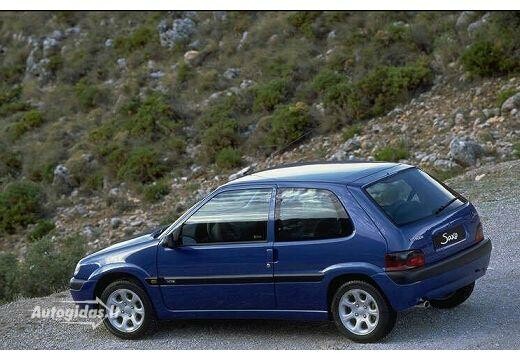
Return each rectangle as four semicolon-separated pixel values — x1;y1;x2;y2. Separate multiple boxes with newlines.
434;197;458;215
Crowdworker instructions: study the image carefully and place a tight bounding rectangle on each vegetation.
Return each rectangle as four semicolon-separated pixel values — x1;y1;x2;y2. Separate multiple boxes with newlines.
0;181;44;235
374;142;410;162
216;147;242;169
264;102;313;150
28;220;55;242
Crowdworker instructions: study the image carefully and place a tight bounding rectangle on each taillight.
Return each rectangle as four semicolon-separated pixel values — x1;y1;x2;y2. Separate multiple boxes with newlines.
385;250;425;271
475;222;484;242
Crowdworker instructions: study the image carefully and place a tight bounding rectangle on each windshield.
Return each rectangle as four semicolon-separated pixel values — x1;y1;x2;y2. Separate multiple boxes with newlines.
365;168;464;226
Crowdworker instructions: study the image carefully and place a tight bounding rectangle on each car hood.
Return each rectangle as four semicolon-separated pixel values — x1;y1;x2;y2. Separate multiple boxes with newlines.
80;232;158;265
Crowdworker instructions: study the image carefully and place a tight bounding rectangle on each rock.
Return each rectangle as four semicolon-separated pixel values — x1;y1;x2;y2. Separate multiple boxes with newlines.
228;165;255;181
158;18;196;48
482;108;500;119
65;26;81;35
53;164;74;195
240;79;255;89
110;218;123;229
150;70;165;79
223;68;240;80
116;58;127;70
183;50;200;65
237;31;248;50
104;38;113;47
449;137;484;167
467;13;491;38
456;11;476;31
433;159;461;170
501;92;520;114
82;225;96;239
475;174;486;181
327;30;337;40
108;187;120;197
329;149;347;161
130;220;143;227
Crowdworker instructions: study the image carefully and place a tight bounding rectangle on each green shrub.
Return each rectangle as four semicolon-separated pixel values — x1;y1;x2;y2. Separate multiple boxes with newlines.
123;93;179;140
0;148;22;178
28;220;55;242
0;253;20;303
8;110;44;140
114;26;157;55
341;123;363;141
287;11;321;38
356;62;433;118
265;102;313;150
0;181;44;234
177;62;194;84
461;40;518;77
117;147;167;184
374;142;410;162
253;79;290;112
496;89;518;108
312;69;345;93
20;235;86;298
142;181;170;202
74;79;106;111
201;119;240;160
216;147;242;170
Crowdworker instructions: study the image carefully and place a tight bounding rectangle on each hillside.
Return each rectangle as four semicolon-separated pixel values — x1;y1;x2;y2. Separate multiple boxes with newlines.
0;11;519;303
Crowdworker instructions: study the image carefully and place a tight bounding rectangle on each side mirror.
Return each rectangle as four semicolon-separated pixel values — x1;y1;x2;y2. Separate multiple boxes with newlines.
163;228;182;248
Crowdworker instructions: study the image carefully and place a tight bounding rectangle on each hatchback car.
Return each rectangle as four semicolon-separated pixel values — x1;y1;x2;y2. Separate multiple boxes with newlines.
70;162;491;342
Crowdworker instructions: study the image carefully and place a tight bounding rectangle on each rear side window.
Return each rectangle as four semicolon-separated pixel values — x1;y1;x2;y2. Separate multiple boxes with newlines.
181;188;272;245
365;168;464;226
275;188;354;242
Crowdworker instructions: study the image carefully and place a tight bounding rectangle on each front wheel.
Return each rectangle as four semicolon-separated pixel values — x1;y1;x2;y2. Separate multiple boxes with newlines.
100;279;157;339
332;281;396;343
429;282;475;309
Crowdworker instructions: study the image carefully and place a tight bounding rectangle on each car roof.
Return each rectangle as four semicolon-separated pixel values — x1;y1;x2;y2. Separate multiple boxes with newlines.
228;162;413;186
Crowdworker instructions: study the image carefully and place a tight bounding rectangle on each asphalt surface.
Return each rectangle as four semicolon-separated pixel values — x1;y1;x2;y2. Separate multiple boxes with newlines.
1;165;519;349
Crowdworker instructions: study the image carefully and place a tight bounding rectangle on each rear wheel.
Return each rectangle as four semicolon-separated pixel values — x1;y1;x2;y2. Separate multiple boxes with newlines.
332;281;396;343
100;279;157;339
430;281;475;309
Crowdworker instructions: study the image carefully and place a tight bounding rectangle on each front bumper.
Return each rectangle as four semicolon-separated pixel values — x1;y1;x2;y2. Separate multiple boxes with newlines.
373;238;492;311
69;277;97;303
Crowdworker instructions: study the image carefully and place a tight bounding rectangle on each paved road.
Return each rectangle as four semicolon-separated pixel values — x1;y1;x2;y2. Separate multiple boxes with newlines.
1;168;519;349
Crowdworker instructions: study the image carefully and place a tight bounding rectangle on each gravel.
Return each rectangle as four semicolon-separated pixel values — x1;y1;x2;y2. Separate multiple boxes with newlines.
1;162;519;349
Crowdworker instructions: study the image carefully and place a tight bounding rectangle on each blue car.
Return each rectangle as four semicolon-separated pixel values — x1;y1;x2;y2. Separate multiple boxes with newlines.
70;162;491;342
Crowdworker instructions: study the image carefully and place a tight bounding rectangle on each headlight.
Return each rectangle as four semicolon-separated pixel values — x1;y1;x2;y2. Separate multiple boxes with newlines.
73;262;81;277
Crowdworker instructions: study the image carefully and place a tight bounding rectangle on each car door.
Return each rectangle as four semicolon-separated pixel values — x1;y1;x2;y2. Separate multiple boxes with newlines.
156;186;276;311
272;184;362;311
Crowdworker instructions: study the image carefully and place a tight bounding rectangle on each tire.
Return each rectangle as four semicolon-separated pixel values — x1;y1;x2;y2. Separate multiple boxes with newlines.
332;281;396;343
100;279;157;339
429;282;475;309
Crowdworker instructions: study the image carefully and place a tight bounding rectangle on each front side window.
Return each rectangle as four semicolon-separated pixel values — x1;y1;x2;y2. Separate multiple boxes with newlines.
365;168;465;226
275;188;354;242
180;188;272;245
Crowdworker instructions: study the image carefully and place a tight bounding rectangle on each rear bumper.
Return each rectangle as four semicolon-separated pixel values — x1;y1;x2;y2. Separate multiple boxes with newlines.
373;238;492;311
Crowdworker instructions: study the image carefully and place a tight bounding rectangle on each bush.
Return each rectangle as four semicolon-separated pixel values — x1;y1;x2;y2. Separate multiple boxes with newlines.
0;181;44;234
201;119;240;161
253;79;290;112
265;102;313;150
142;181;170;203
28;220;55;242
74;79;107;111
287;11;322;38
216;147;242;170
374;142;410;162
114;26;157;55
8;110;44;140
461;40;518;77
117;147;167;184
20;235;86;298
341;123;363;141
356;62;433;118
123;93;180;140
496;89;518;108
0;148;22;178
312;69;345;93
0;253;20;303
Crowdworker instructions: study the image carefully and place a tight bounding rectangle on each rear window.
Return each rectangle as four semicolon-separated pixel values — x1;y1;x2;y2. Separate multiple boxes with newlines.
365;168;464;226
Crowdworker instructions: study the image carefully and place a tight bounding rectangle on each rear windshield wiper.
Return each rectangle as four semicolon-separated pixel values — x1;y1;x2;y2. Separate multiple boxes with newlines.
434;197;458;215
